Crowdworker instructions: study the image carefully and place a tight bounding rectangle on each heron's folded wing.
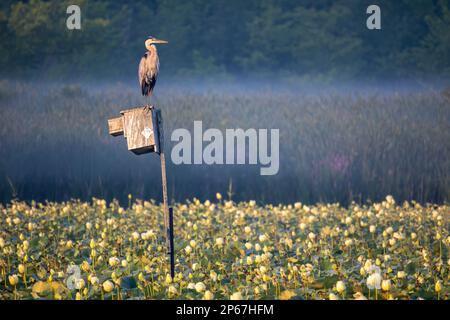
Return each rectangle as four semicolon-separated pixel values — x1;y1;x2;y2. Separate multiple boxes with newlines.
138;54;147;89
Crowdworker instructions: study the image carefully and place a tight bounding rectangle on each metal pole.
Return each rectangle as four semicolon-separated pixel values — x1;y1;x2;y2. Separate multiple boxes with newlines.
157;110;171;253
169;207;175;278
160;152;170;252
155;108;174;278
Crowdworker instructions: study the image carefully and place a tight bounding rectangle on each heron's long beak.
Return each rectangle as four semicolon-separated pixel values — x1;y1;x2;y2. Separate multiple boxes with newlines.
153;39;168;44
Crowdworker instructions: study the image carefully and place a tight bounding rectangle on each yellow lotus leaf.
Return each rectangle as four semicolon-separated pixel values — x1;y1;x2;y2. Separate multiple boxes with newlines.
31;292;41;299
50;281;66;293
32;281;51;295
279;290;296;300
140;256;150;265
310;282;325;289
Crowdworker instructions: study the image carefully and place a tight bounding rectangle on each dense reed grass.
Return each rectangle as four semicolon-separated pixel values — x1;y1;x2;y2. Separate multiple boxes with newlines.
0;80;449;205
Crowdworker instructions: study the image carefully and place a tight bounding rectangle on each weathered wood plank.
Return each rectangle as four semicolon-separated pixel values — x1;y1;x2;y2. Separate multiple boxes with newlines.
122;106;156;154
108;117;124;136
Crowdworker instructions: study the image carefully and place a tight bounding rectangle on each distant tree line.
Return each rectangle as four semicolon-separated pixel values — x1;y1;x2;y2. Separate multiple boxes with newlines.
0;0;449;80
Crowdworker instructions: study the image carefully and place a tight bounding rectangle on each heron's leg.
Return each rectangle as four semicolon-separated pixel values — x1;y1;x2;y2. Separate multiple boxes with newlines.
147;96;153;109
144;97;151;110
148;96;154;110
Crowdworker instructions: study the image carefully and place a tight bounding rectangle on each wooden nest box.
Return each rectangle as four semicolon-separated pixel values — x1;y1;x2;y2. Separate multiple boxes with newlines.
108;106;161;155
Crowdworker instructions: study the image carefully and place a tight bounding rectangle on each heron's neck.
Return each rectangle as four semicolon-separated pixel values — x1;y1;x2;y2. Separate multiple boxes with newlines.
146;44;157;54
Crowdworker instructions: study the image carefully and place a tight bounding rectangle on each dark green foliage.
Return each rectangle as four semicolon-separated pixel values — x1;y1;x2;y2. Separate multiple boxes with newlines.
0;0;449;79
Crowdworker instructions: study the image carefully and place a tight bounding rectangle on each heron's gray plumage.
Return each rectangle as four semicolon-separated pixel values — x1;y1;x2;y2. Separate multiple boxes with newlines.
139;45;160;97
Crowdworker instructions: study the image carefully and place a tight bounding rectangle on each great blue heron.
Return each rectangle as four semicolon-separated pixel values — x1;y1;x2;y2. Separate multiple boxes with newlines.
138;36;168;102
